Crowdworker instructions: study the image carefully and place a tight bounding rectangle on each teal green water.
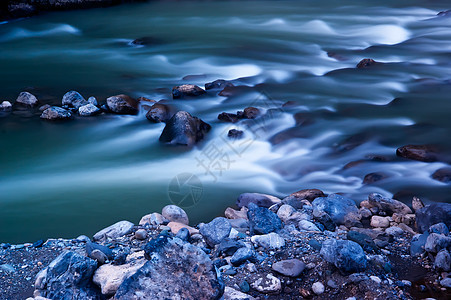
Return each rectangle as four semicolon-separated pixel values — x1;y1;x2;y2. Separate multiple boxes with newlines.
1;0;451;243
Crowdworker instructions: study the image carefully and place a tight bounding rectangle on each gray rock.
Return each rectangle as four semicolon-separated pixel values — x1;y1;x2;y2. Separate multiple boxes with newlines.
347;230;378;253
34;251;100;299
106;94;138;115
312;194;359;225
277;204;296;222
271;259;305;277
424;233;451;254
298;220;320;231
139;212;167;226
134;229;148;240
440;277;451;288
231;247;255;266
218;238;245;256
412;196;425;212
159;111;211;146
88;96;98;106
434;249;451;271
200;217;232;247
385;226;404;237
115;238;223;299
314;211;336;231
62;91;88;109
86;241;113;260
40;106;72;120
251;232;285;249
370;216;390;228
237;193;281;208
146;103;170;123
250;274;281;293
79;103;100;116
90;249;107;264
428;223;449;235
0;101;12;111
247;203;282;235
348;273;369;283
205;79;234;90
93;220;134;242
175;227;190;241
367;193;412;215
416;203;451;233
228;218;249;232
16;91;38;106
223;287;255;300
172;84;206;99
320;239;368;274
410;232;429;256
162;205;189;225
312;282;325;295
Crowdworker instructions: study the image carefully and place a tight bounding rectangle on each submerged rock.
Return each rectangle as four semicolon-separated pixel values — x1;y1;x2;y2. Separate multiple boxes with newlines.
172;84;206;99
356;58;378;69
159;111;211;146
40;106;72;120
218;112;239;123
106;94;139;115
205;79;234;90
432;167;451;183
145;103;170;123
228;129;244;139
16;91;38;107
320;239;367;274
62;91;88;109
396;144;438;162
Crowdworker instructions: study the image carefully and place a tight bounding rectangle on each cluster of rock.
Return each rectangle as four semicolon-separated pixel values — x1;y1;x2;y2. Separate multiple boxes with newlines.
13;189;450;299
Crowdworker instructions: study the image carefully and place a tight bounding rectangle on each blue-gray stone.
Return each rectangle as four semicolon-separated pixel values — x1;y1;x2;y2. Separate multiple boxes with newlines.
416;203;451;233
312;194;359;225
428;223;449;235
320;239;367;274
247;203;282;235
410;232;429;256
231;247;255;266
199;217;232;247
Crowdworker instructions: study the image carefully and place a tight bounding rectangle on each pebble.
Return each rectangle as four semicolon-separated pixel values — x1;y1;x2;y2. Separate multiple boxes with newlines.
134;229;148;240
312;282;325;295
370;276;381;284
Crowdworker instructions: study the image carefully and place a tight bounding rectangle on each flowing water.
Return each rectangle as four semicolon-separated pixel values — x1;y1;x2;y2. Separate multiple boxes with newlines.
1;0;451;243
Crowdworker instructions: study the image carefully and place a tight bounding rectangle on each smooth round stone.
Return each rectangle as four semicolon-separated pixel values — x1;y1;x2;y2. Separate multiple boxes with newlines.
312;282;325;295
134;229;148;240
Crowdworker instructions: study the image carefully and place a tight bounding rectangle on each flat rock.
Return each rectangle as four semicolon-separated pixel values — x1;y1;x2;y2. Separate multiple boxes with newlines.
370;216;390;228
162;205;189;225
288;189;325;201
93;220;134;242
271;259;305;277
237;193;281;208
396;144;438;162
367;193;412;215
205;79;234;90
251;232;285;249
298;220;320;231
167;221;199;235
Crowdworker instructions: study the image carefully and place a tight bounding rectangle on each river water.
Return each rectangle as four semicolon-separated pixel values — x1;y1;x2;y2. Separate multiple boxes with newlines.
1;0;450;243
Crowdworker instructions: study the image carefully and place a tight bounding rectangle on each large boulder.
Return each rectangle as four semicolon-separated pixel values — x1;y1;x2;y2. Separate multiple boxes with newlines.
159;111;211;146
396;144;438;162
416;203;451;233
115;237;223;299
93;220;134;242
16;91;38;107
34;251;100;299
199;217;232;247
40;106;72;120
247;203;282;235
145;103;170;123
424;233;451;254
320;239;368;274
62;91;88;109
172;84;206;99
366;193;412;215
236;193;281;208
106;94;139;115
431;167;451;183
312;194;359;225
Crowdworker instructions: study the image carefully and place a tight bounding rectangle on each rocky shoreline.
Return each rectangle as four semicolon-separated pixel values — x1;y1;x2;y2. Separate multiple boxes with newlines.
1;189;450;299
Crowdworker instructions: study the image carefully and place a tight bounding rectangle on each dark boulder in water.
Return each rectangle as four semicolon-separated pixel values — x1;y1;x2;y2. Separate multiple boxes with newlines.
218;112;239;123
363;172;389;184
146;103;170;123
205;79;234;90
62;91;88;109
16;91;38;107
172;84;206;99
237;107;260;119
159;111;211;146
396;144;438;162
130;36;162;47
431;167;451;183
228;129;243;139
356;58;379;69
40;106;72;120
106;94;139;115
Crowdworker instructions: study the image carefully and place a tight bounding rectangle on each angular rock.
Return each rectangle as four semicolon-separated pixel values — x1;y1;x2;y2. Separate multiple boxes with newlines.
62;91;88;109
159;111;211;146
199;217;232;247
116;238;223;299
288;189;325;202
167;222;199;235
90;249;108;264
370;216;390;228
239;107;260;119
231;247;255;266
162;205;189;225
228;218;249;232
223;287;255;300
440;278;451;288
347;231;378;253
251;232;285;249
106;94;138;115
271;259;305;277
314;211;336;231
298;220;320;231
247;203;282;235
218;112;239;123
172;84;206;99
277;204;296;223
40;106;72;120
312;194;359;226
429;223;449;235
237;193;281;208
228;129;243;138
424;233;451;254
396;144;438;162
410;232;429;256
367;193;412;215
79;103;100;116
251;274;281;293
416;203;451;233
16;91;38;107
412;196;425;212
225;207;248;220
34;251;100;299
205;79;234;90
217;238;245;256
356;58;378;69
434;249;451;271
146;103;170;123
320;239;367;274
93;220;134;242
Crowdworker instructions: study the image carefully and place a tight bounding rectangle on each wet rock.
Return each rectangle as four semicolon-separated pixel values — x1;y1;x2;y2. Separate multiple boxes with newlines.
228;129;243;138
106;94;138;115
363;172;388;184
231;247;255;266
424;233;451;254
412;196;425;212
237;193;281;208
223;286;255;300
396;144;438;162
78;103;100;116
62;91;88;109
159;111;211;146
314;211;336;231
247;203;283;235
416;203;451;233
34;251;100;299
130;36;161;46
239;107;260;119
312;282;325;295
429;223;449;235
271;259;305;277
410;232;429;256
16;91;38;107
251;232;285;249
347;231;378;253
218;112;239;123
205;79;234;90
88;96;98;106
298;220;320;231
288;189;325;201
434;249;451;271
320;239;367;274
93;220;134;242
356;58;378;69
134;229;148;240
93;258;146;297
40;106;72;120
312;194;359;226
162;205;189;225
145;103;170;123
251;274;281;293
432;167;451;183
172;84;206;99
200;217;232;247
115;238;223;299
139;212;167;226
370;216;390;228
0;101;12;111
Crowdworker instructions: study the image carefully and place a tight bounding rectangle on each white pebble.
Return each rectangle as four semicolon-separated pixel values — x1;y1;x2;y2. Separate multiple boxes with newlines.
312;282;325;295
